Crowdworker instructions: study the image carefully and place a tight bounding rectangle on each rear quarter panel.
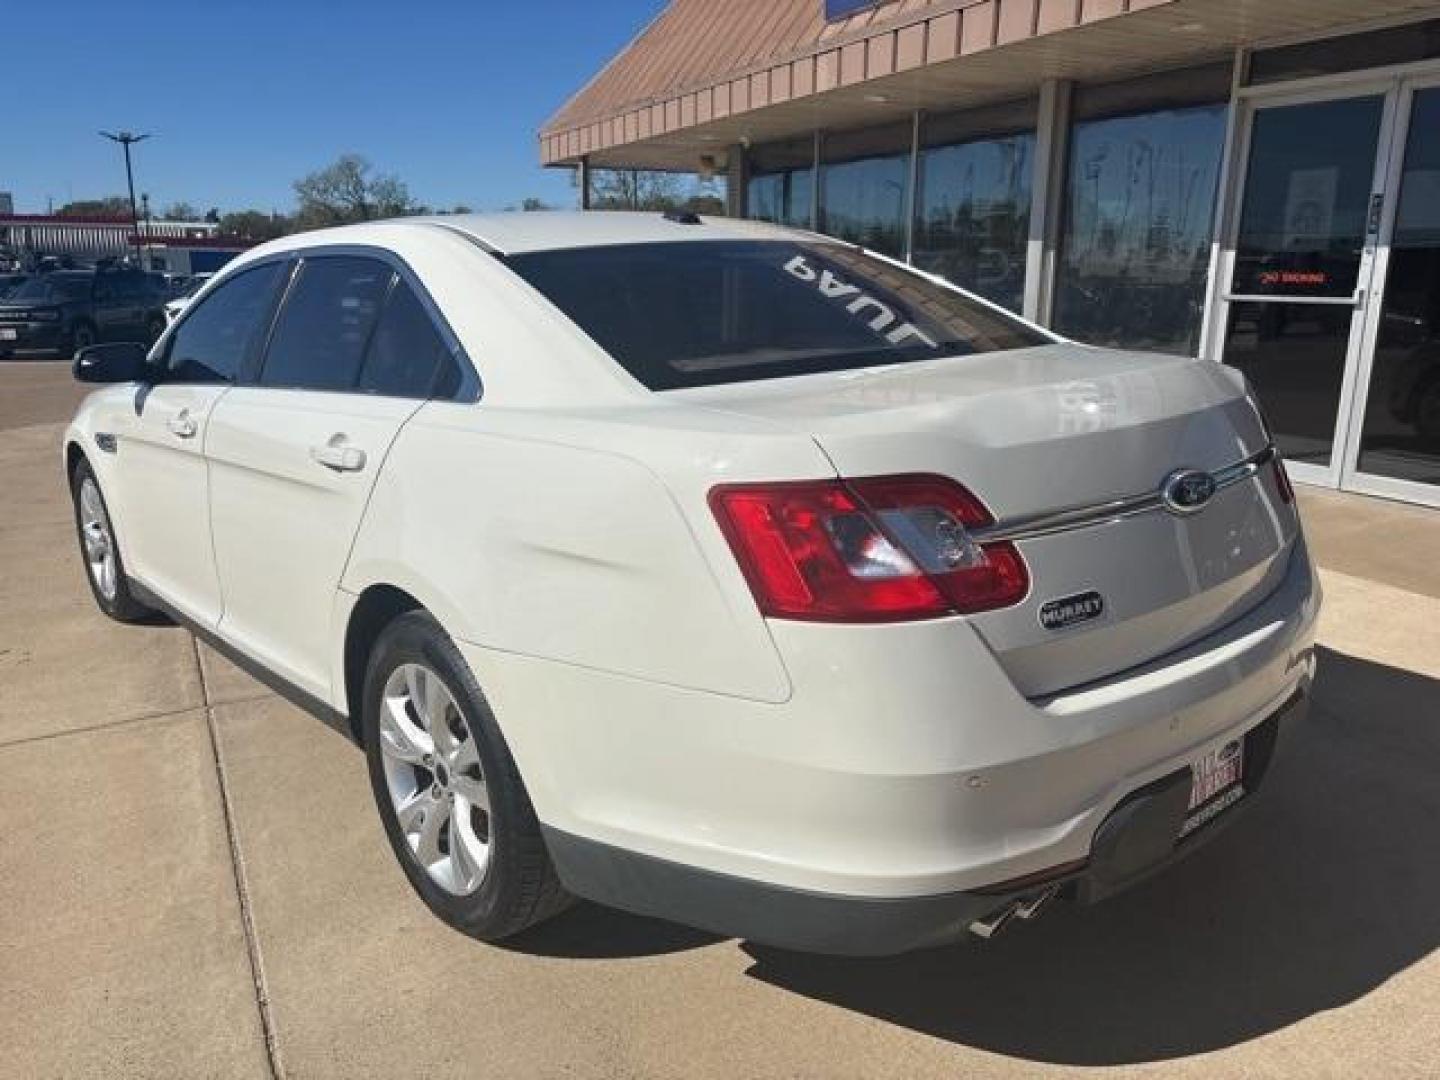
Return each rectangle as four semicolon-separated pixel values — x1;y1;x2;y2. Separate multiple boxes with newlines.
340;401;833;706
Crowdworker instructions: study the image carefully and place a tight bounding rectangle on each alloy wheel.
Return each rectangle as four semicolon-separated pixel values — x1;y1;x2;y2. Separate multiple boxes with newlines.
78;477;118;601
378;662;491;896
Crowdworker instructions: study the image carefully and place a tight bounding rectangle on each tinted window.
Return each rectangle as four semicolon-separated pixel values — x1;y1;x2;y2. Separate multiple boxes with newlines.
260;256;392;391
749;169;814;229
107;274;148;301
163;261;287;384
819;155;909;257
818;123;912;258
915;131;1035;312
1052;104;1226;356
12;275;90;302
358;281;457;398
509;241;1046;390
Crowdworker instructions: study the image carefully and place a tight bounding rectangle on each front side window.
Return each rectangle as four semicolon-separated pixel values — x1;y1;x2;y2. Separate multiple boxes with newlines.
163;261;288;384
260;256;392;391
509;240;1046;390
108;274;148;301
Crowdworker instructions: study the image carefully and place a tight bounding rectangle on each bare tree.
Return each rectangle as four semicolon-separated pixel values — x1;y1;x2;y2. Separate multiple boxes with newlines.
161;201;199;221
217;209;293;241
293;154;414;227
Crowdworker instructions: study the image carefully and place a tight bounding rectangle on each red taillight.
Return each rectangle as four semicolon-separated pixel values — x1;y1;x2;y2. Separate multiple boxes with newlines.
709;475;1029;623
1271;456;1295;504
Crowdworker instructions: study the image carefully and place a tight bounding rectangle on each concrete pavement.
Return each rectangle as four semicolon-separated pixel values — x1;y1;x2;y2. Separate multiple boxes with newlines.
2;361;1439;1078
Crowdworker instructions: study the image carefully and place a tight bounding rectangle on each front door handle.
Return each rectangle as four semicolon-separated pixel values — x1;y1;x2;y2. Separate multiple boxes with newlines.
310;437;367;473
167;411;197;439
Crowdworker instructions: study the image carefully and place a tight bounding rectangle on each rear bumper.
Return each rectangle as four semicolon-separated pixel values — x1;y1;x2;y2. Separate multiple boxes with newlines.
0;323;67;356
543;690;1306;955
458;533;1319;945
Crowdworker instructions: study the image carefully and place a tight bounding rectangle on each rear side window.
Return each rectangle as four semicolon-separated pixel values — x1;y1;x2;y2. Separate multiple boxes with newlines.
507;240;1047;390
358;281;459;399
260;256;392;391
163;261;287;384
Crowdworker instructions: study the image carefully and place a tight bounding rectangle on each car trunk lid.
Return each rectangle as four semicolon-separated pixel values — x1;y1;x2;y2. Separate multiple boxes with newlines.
675;344;1298;696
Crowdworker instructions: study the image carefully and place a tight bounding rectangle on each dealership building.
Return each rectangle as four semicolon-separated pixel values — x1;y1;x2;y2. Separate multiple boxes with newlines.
542;0;1440;508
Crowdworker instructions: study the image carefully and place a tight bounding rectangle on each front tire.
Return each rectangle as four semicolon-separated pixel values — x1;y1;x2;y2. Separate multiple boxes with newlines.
70;457;155;622
361;611;570;940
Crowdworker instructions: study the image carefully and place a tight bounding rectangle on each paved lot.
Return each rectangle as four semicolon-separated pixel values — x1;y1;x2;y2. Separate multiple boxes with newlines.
3;362;1439;1079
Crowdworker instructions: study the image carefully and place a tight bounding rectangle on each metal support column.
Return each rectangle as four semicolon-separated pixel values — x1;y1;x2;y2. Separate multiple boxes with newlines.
1023;79;1073;326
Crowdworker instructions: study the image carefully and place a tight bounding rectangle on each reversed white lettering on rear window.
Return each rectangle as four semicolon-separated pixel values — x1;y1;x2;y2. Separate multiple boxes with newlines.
783;255;940;350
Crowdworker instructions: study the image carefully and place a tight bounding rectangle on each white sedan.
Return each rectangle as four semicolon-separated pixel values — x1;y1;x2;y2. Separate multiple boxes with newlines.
63;212;1319;954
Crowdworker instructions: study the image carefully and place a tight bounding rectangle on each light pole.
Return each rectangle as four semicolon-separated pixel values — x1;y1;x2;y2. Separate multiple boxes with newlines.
140;192;151;265
99;130;151;266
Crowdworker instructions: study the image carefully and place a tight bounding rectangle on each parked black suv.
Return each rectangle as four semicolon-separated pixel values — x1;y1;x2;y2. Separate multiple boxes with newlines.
0;269;168;358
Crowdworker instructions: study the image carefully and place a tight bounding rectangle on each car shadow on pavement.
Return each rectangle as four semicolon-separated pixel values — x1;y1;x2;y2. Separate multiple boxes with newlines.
501;901;723;959
738;647;1440;1066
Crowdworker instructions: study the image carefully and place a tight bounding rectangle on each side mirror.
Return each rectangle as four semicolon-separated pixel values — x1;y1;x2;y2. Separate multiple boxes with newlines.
73;342;150;384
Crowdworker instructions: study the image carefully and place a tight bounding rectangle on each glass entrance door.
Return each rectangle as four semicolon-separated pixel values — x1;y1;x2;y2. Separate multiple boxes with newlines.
1216;90;1392;485
1346;80;1440;504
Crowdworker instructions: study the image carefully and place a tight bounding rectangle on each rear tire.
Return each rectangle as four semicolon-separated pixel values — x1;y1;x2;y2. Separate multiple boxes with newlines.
70;457;155;623
361;611;570;940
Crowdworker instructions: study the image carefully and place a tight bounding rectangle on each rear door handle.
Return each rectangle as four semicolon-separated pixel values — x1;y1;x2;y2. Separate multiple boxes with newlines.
310;437;367;473
167;411;197;439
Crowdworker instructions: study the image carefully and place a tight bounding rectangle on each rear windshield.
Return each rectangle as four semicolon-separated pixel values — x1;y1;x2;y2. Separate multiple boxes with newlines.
9;275;91;302
508;240;1047;390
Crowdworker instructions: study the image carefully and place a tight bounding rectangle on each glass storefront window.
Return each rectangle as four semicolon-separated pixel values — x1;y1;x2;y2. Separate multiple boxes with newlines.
1359;86;1440;487
749;168;813;229
1053;104;1227;355
914;131;1034;311
819;155;908;256
818;122;912;258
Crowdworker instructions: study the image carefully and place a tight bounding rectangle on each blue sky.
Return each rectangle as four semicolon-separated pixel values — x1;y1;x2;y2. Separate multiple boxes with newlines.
5;0;665;215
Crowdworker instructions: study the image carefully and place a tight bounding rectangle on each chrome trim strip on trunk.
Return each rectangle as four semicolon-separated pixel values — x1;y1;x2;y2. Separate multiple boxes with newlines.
971;445;1276;545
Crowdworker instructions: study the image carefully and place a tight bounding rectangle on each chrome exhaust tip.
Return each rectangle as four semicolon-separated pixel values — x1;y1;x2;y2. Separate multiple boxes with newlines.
968;903;1020;940
968;884;1061;939
1013;884;1060;921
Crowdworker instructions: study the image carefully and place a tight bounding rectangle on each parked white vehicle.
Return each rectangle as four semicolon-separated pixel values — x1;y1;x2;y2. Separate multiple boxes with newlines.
63;212;1319;954
162;272;215;324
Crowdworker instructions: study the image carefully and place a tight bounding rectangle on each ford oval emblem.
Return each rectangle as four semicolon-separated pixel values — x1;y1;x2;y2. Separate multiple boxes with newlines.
1161;468;1218;515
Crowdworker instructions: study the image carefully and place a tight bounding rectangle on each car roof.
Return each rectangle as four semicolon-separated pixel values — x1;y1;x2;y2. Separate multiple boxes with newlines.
430;210;821;254
244;210;823;259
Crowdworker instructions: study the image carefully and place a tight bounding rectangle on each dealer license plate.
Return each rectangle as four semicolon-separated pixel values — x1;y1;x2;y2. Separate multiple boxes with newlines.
1181;739;1245;838
0;328;17;341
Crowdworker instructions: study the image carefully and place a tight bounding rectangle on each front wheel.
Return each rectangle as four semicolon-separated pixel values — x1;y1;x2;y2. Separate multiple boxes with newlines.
70;457;155;622
361;611;570;940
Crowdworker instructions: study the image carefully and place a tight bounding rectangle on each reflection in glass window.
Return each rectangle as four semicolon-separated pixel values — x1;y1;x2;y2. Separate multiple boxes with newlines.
749;169;813;228
914;132;1034;311
1358;86;1440;487
1053;105;1226;355
820;154;909;257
